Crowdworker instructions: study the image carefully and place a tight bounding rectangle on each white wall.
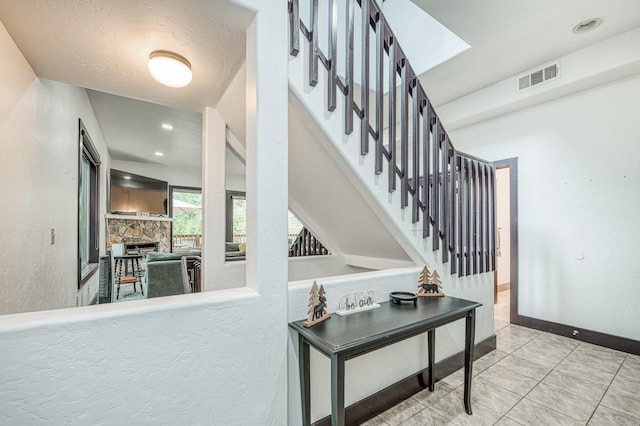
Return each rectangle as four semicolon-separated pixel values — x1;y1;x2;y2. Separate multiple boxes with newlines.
0;1;290;424
0;21;110;315
452;75;640;341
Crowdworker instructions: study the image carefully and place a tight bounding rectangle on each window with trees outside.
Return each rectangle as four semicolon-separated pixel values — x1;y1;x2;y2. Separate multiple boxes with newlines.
78;119;101;287
171;187;203;251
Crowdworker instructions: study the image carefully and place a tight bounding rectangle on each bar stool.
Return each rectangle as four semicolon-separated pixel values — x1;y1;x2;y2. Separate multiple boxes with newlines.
114;254;144;300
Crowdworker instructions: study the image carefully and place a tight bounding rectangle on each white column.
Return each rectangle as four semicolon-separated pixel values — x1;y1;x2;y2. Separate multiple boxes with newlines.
202;107;227;291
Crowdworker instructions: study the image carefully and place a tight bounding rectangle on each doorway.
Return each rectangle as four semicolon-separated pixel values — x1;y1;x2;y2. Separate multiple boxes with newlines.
493;158;518;328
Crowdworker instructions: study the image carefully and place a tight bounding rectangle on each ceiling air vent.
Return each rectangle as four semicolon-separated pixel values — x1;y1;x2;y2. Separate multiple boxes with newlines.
517;62;559;92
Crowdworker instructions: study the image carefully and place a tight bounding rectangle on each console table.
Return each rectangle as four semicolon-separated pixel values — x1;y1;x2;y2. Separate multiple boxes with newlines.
289;296;481;426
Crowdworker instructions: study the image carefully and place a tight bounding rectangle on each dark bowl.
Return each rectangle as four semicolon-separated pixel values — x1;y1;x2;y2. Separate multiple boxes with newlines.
390;291;417;305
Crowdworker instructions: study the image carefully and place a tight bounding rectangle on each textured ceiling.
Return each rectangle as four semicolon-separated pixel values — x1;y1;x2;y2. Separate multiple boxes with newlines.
0;0;253;112
0;0;253;173
411;0;640;105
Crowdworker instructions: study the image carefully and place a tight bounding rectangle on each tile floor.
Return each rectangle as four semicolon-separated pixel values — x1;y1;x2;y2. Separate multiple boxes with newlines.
362;290;640;425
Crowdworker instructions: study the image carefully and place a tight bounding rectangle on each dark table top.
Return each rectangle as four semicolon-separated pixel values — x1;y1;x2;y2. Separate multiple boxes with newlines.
113;254;143;259
290;296;481;357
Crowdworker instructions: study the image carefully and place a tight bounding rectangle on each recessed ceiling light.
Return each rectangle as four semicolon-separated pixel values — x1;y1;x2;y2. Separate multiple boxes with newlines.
154;151;164;157
572;18;602;34
123;175;131;180
161;123;174;130
148;50;192;88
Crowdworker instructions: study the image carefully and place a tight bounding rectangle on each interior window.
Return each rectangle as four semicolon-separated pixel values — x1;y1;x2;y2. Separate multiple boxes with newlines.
78;119;101;287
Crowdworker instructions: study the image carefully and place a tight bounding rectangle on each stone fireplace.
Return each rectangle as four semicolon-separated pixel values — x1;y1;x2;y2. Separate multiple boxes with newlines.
106;215;172;254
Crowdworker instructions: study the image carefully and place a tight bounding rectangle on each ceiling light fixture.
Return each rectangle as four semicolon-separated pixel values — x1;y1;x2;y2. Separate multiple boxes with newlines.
161;123;174;130
154;151;164;157
148;50;192;88
572;18;602;34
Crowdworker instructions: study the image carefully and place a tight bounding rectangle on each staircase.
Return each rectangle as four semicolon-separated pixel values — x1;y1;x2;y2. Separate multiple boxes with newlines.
288;0;496;277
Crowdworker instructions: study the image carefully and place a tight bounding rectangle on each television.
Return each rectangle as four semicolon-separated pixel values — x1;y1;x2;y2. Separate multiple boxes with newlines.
109;169;168;215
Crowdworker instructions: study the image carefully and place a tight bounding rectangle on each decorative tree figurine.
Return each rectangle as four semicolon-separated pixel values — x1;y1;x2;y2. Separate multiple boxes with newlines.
303;281;331;327
417;266;445;297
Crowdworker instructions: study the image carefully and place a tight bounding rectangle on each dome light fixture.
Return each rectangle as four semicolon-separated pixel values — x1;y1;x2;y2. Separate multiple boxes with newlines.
148;50;192;88
572;18;602;34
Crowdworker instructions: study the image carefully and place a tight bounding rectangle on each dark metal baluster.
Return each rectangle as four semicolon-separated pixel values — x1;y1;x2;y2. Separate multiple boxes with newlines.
400;58;408;208
471;161;478;275
308;0;318;87
432;115;440;251
478;162;485;273
465;159;472;276
484;163;491;270
441;132;449;263
375;12;384;174
344;0;354;134
422;102;430;238
289;0;300;56
458;157;465;275
360;0;370;155
387;37;396;192
450;146;457;275
412;82;420;223
327;0;338;111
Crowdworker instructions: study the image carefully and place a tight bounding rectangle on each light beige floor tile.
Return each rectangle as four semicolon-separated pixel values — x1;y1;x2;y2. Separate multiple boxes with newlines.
575;342;626;362
505;398;583;426
588;404;640;426
511;338;573;368
526;382;598;422
499;325;541;341
605;374;640;403
441;369;465;388
479;364;538;396
617;356;640;380
359;415;390;426
535;332;580;349
542;369;609;402
468;376;522;416
554;358;616;385
399;407;450;426
494;319;510;332
497;354;552;381
429;390;502;426
495;330;537;350
600;389;640;420
496;336;529;354
565;348;624;375
494;417;524;426
378;397;425;426
473;349;510;374
412;381;456;406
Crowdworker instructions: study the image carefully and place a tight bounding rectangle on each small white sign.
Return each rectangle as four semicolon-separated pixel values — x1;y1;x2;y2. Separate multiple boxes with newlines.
336;289;380;316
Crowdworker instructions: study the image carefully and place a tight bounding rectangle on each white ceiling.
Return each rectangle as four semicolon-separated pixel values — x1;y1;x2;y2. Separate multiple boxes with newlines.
411;0;640;105
0;0;253;112
0;0;252;173
87;90;202;168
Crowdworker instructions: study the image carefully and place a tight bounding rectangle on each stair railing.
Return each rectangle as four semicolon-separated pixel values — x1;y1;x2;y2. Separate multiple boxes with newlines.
289;227;330;257
289;0;496;276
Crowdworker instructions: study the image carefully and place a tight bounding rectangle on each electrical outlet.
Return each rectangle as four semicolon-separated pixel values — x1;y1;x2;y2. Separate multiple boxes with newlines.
50;228;56;245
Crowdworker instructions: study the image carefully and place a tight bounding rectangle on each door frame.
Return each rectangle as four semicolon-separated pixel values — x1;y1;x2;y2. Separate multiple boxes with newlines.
493;157;519;324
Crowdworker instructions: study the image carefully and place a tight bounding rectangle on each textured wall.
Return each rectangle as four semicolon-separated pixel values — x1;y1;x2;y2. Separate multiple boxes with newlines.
0;22;110;315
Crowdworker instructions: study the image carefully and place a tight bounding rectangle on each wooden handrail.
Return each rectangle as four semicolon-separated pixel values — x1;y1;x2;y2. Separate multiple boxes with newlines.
289;0;496;276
